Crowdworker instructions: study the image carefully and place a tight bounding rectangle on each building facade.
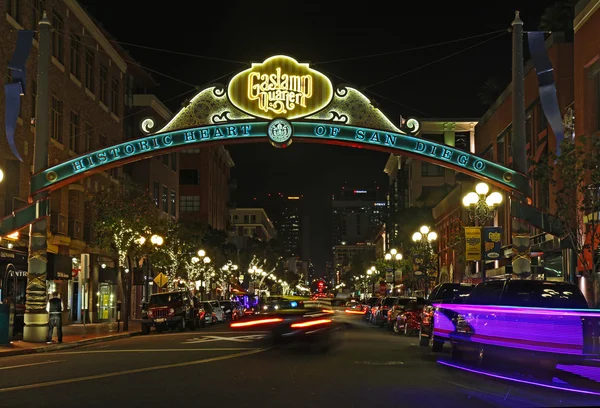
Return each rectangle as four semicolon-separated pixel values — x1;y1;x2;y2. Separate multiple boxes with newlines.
473;32;573;281
574;0;600;293
1;0;131;324
228;208;277;248
179;146;234;231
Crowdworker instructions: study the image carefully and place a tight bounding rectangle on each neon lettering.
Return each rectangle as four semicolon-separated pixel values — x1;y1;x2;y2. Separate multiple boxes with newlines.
330;127;340;137
124;144;135;155
240;125;251;135
441;148;453;159
97;152;107;163
248;67;313;115
474;160;485;171
163;135;173;145
369;132;379;142
384;134;396;146
184;131;195;142
72;160;84;172
315;126;326;136
458;155;469;166
138;140;150;150
227;126;238;136
415;142;426;152
355;129;366;140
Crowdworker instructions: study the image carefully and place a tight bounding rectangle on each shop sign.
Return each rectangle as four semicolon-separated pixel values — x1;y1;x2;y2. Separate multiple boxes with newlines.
483;227;503;260
465;227;482;261
227;55;333;120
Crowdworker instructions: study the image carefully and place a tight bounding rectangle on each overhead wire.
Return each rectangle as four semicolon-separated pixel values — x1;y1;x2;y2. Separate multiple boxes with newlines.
312;29;508;65
365;31;508;90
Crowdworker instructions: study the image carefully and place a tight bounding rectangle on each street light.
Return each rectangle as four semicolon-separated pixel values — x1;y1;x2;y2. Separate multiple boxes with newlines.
0;168;4;183
462;182;503;282
412;225;437;296
191;251;211;300
384;249;403;294
141;233;163;305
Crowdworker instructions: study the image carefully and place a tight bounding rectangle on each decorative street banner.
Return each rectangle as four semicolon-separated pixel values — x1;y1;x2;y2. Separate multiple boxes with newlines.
412;254;424;276
464;227;482;261
483;227;503;260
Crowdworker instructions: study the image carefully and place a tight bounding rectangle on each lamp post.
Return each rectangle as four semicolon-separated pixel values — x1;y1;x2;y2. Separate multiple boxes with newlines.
0;168;4;183
462;182;503;282
191;250;211;300
412;226;438;296
367;266;377;296
384;249;403;294
140;234;163;306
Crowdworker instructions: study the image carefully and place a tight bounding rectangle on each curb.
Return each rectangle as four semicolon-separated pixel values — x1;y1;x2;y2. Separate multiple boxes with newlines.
0;331;142;358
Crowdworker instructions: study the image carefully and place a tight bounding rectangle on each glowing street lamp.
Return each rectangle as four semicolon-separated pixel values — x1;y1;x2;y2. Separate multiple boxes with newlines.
0;168;4;183
384;249;403;293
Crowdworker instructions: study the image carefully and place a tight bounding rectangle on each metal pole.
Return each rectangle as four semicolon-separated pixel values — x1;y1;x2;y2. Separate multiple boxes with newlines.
23;12;51;342
511;11;532;278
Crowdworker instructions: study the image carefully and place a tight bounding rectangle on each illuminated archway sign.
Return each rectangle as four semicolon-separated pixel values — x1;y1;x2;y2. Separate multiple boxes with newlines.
30;55;528;197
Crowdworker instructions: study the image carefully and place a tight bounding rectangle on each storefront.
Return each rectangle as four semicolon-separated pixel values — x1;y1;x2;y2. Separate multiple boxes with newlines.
47;253;75;322
98;265;117;322
0;248;28;334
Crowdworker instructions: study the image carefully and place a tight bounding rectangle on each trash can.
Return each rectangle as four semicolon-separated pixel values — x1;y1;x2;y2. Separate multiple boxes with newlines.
0;303;15;344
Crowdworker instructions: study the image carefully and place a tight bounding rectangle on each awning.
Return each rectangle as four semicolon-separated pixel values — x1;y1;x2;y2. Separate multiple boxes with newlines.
230;283;248;295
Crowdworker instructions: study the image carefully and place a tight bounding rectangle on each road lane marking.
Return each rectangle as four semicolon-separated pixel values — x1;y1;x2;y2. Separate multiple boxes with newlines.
48;348;257;354
0;348;267;393
183;335;266;344
0;360;63;371
136;330;269;337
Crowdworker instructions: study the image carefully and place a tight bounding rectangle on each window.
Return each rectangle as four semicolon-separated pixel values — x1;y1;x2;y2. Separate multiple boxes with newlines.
179;196;200;212
70;34;80;78
69;111;79;151
51;12;64;63
244;215;249;223
496;134;505;164
162;154;169;167
162;186;168;213
170;152;177;171
170;190;176;216
7;0;21;23
84;50;94;92
99;133;107;148
421;162;444;177
110;78;119;115
538;104;547;132
30;80;37;119
51;96;63;142
152;182;159;208
84;123;92;152
179;169;199;185
251;215;256;223
99;65;108;105
32;0;44;37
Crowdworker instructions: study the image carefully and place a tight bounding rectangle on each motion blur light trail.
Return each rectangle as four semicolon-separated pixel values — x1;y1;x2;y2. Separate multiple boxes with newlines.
438;360;600;397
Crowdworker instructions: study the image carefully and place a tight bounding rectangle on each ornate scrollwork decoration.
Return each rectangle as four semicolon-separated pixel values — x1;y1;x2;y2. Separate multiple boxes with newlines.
401;117;420;135
213;84;226;97
140;117;156;134
328;111;348;123
335;86;349;98
212;111;231;123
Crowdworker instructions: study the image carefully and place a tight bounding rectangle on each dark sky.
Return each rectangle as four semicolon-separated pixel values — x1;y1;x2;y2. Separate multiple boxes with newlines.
79;0;555;274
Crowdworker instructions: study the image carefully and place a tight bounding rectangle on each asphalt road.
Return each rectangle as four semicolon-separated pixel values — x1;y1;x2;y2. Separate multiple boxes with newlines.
0;312;599;408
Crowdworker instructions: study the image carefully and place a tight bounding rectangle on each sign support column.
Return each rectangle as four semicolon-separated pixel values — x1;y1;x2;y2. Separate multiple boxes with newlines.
510;11;532;278
24;12;51;342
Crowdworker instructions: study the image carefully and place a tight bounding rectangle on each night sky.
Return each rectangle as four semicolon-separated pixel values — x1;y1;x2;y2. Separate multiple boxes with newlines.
78;0;555;274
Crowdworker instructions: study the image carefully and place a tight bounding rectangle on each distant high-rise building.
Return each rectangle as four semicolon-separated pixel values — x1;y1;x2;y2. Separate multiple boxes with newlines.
331;185;387;247
253;193;305;258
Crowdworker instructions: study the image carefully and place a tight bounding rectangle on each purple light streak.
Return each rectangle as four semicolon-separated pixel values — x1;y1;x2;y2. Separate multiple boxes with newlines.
557;364;600;384
432;303;600;318
437;360;600;397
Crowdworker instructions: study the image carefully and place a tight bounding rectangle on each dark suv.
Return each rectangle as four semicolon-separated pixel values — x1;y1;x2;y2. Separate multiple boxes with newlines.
419;283;474;350
141;291;202;334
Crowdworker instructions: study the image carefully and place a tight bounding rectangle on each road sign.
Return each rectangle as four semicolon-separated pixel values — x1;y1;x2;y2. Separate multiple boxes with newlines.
154;272;168;288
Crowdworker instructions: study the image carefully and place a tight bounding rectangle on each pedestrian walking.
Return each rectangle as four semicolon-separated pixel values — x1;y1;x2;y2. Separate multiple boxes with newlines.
46;291;64;343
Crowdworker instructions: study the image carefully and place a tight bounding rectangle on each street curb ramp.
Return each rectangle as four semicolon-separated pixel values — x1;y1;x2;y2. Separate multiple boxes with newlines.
0;331;142;358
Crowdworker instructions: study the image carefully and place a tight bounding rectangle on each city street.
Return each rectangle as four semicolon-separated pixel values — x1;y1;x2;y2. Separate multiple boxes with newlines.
0;313;598;408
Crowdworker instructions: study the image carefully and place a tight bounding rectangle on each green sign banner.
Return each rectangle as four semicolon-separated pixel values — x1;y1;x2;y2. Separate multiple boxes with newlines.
30;121;528;196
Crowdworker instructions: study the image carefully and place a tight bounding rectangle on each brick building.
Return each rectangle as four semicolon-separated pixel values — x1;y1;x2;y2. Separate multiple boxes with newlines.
1;0;126;323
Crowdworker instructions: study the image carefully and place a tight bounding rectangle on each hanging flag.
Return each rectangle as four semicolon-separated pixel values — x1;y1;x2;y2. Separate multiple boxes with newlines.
464;227;482;261
483;227;503;260
5;30;34;162
527;32;565;156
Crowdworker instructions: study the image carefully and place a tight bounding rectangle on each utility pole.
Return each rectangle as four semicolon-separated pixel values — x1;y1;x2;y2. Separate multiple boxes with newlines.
23;12;51;342
511;11;532;278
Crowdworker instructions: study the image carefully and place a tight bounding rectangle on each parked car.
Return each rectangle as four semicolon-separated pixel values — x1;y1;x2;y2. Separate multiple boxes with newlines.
220;300;244;320
440;279;594;371
419;283;475;350
386;297;419;330
141;290;201;334
208;300;226;322
392;298;426;335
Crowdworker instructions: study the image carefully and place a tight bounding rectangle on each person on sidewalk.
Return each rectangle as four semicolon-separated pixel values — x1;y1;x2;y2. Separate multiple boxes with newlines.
46;292;64;343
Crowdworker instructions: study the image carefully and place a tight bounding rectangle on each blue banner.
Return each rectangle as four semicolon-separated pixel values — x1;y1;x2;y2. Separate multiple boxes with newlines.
5;30;34;162
483;227;503;260
527;32;565;156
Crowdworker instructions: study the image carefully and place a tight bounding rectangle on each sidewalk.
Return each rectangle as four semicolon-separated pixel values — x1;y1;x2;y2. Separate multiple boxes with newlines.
0;320;142;358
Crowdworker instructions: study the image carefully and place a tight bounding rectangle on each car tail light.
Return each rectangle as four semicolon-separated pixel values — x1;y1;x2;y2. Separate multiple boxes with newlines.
199;311;206;319
231;318;283;328
290;319;332;328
